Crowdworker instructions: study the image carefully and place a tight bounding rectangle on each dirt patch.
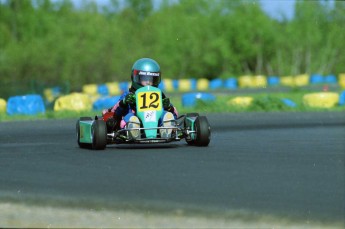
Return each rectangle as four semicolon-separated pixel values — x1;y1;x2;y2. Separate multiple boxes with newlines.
1;202;342;228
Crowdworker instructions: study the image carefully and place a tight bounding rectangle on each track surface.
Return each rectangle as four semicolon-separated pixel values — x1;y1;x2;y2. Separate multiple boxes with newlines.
0;112;344;225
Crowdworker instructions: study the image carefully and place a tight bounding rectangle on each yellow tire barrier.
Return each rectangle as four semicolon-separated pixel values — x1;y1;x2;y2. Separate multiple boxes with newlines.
178;79;193;92
254;75;267;88
227;96;254;107
280;76;295;87
82;84;98;95
0;98;6;113
238;75;254;88
303;92;339;108
162;79;175;92
54;93;92;111
106;82;121;95
196;78;209;91
294;74;310;87
339;73;345;89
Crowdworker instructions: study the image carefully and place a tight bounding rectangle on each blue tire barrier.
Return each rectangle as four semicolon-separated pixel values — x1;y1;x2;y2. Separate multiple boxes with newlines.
268;76;280;86
224;78;238;89
310;74;324;84
209;78;223;90
7;94;45;115
281;98;296;107
173;79;179;90
119;81;129;92
182;92;216;107
324;74;337;84
339;90;345;106
93;96;121;110
190;78;197;91
158;82;165;90
97;84;109;96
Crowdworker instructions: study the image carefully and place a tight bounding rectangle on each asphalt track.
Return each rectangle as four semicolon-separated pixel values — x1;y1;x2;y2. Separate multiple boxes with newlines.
0;112;344;226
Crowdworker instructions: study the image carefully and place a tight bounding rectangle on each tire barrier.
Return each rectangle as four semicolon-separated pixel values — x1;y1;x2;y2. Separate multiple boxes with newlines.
178;79;197;92
43;87;61;103
196;78;209;91
97;84;109;96
339;90;345;106
209;78;223;90
227;96;253;107
268;76;280;86
339;73;345;89
281;98;297;107
82;84;98;95
325;74;337;84
224;78;237;89
238;75;268;88
303;92;339;108
254;75;267;88
181;92;216;107
280;76;294;87
7;94;45;115
106;82;121;95
54;93;92;111
310;74;324;84
238;75;253;88
294;74;309;87
0;98;6;113
160;79;175;92
93;96;121;110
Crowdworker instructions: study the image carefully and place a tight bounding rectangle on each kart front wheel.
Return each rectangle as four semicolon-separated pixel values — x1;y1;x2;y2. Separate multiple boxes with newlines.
76;117;92;149
194;116;211;147
92;120;107;150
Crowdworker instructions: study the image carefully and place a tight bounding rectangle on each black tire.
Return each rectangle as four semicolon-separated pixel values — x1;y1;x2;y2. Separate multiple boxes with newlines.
92;120;107;150
76;117;92;149
194;116;211;147
185;113;199;145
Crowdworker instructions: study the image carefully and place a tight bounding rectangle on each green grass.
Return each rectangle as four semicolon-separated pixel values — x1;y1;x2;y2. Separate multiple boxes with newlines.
1;91;344;122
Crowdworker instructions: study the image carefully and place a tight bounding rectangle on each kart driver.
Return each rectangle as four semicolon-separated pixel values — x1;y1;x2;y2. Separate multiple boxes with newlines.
103;58;178;139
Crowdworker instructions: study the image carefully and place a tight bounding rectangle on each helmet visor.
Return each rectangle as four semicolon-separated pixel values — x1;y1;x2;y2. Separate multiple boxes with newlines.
134;71;161;86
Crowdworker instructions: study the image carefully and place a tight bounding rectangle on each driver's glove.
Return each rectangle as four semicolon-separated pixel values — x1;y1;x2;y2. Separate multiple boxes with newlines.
122;93;135;106
163;98;174;112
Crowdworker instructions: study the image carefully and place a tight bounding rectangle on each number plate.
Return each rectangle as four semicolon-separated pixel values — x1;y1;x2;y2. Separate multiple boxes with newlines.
137;91;162;112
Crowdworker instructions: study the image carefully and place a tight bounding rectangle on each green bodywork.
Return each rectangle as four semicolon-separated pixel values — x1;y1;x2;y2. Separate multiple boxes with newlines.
79;120;93;143
135;86;163;138
185;116;197;140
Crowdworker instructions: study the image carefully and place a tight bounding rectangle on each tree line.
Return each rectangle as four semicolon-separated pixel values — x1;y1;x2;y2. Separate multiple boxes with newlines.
0;0;344;98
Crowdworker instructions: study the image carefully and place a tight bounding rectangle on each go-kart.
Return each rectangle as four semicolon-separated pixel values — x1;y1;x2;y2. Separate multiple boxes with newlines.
76;86;211;150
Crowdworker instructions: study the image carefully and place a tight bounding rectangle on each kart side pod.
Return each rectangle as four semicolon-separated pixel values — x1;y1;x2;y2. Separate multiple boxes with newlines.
76;117;107;150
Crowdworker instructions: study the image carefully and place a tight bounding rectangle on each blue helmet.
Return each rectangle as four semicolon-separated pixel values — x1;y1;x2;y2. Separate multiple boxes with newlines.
131;58;161;89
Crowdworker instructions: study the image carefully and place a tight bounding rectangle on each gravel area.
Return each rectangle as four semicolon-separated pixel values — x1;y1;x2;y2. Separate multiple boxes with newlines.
1;202;343;228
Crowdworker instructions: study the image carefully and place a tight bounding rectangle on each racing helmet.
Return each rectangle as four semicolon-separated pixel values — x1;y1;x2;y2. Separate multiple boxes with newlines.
131;58;161;89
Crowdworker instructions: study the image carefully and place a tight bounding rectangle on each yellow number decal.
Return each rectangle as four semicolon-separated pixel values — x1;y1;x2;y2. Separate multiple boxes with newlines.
137;92;161;112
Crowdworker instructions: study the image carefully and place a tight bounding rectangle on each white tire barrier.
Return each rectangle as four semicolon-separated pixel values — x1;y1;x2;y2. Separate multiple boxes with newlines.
303;92;339;108
54;93;92;111
182;92;216;107
7;94;45;115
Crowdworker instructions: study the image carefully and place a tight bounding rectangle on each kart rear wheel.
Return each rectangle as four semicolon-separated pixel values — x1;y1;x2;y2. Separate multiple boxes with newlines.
194;116;211;147
76;117;92;149
92;120;107;150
